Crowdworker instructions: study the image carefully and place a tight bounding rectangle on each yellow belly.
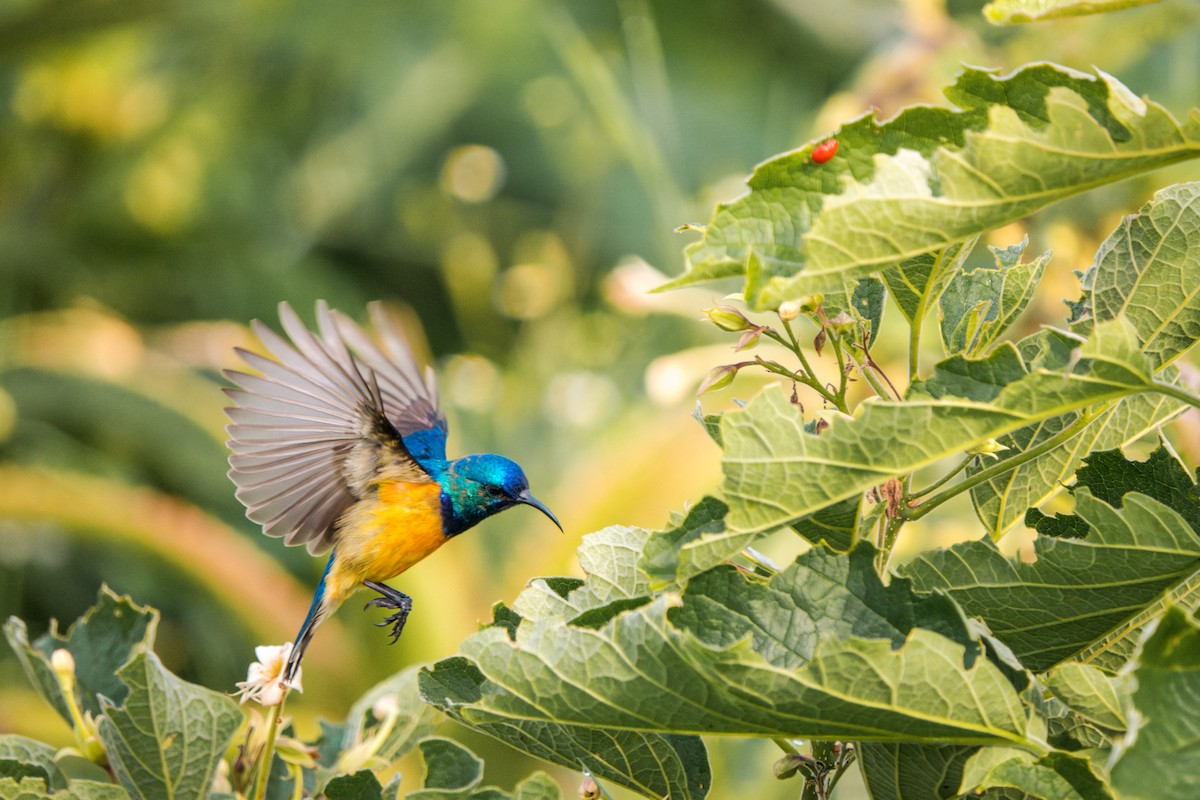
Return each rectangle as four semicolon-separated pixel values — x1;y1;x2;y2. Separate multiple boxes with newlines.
324;481;446;606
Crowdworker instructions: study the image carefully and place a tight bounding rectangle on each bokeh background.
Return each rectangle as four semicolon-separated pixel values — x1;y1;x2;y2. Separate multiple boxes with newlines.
2;0;1199;796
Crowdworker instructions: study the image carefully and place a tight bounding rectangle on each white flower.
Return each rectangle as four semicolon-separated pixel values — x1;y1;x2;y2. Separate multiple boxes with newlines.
234;642;301;706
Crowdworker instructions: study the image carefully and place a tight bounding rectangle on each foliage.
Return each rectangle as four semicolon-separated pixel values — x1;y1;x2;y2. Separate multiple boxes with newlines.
417;58;1200;800
0;590;543;800
4;1;1200;800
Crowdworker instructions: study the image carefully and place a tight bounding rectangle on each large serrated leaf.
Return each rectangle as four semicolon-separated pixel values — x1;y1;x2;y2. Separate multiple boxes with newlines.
0;736;66;792
0;778;131;800
3;587;157;723
859;742;977;800
1109;607;1200;800
903;447;1200;672
428;543;1033;749
419;658;708;800
96;649;243;800
1077;181;1200;369
664;64;1200;308
967;388;1184;539
723;318;1168;534
959;748;1114;799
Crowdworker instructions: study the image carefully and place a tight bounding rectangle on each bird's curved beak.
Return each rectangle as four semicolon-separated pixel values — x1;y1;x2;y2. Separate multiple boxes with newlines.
516;489;563;532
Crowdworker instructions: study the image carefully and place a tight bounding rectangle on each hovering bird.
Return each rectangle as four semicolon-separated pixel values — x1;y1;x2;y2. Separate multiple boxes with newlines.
224;301;561;683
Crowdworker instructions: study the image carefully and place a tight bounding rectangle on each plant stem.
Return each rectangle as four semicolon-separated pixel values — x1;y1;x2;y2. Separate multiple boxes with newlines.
859;362;893;401
1153;379;1200;412
252;695;287;800
909;455;974;500
902;409;1102;522
772;737;800;754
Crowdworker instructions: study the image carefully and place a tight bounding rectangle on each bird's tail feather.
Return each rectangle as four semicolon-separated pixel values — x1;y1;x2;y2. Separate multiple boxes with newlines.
285;553;335;685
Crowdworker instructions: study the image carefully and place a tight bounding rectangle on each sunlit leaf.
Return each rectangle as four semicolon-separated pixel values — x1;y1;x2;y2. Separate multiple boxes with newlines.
1045;662;1128;732
96;649;243;800
881;240;977;326
1110;607;1200;800
723;318;1170;534
427;544;1033;749
1076;181;1200;369
664;64;1200;308
904;447;1200;671
0;736;66;791
985;0;1166;25
960;748;1114;799
3;587;156;723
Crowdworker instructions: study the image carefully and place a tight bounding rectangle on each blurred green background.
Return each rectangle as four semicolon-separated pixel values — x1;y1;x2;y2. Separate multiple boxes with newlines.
1;0;1199;796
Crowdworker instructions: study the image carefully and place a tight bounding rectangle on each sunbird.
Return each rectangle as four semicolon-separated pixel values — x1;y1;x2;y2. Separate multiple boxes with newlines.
224;301;561;683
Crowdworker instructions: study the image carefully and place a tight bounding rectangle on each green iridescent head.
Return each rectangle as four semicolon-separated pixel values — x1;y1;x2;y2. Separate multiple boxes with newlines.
437;454;561;536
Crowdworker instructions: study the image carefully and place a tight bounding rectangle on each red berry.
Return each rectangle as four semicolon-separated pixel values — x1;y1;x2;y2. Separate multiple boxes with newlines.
811;139;838;164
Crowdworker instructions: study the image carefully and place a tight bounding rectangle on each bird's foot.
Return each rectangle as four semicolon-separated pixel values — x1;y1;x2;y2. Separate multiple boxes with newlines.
363;580;412;643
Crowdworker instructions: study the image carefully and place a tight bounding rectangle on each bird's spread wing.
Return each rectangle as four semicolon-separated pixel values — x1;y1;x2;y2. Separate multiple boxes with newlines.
224;301;448;555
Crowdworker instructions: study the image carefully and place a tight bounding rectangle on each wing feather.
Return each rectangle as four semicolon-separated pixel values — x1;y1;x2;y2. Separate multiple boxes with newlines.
225;300;446;555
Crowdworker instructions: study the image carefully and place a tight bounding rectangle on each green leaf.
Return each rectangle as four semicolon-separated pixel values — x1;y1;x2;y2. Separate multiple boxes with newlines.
790;495;862;552
904;447;1200;671
0;737;65;792
420;659;710;800
967;387;1184;539
723;318;1164;534
4;587;157;723
858;742;977;800
821;276;886;346
514;525;652;623
429;544;1032;748
1110;606;1200;800
417;738;484;792
509;773;561;800
881;240;977;326
666;64;1200;308
960;748;1114;800
325;771;384;800
1077;570;1200;673
1045;663;1128;732
985;0;1166;25
1077;181;1200;369
939;239;1050;357
0;778;130;800
397;738;564;800
640;497;754;589
96;649;243;800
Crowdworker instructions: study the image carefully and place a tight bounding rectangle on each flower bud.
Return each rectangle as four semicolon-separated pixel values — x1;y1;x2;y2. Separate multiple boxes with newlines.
734;328;762;352
51;648;76;679
697;364;738;395
580;776;601;799
827;310;856;337
702;305;753;332
777;301;802;322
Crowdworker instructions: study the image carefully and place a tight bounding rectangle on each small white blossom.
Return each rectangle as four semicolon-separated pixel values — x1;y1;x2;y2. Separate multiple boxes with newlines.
234;642;300;706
